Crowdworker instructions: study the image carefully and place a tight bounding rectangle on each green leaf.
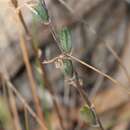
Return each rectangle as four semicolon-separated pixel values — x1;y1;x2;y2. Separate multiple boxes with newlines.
62;59;73;77
80;105;97;125
33;0;49;23
59;27;72;53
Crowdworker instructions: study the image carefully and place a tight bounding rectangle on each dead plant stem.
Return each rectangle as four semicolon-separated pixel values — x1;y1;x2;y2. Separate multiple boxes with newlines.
11;0;48;129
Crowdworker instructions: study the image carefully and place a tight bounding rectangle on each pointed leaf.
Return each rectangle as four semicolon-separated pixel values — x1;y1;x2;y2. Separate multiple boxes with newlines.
59;27;72;53
33;0;49;23
80;105;97;125
62;59;73;77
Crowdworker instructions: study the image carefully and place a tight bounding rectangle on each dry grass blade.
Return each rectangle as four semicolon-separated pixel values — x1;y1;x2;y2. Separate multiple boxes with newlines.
67;54;130;93
24;105;30;130
11;0;29;34
18;30;47;128
11;0;65;129
39;53;66;130
2;74;47;130
104;43;130;85
8;85;22;130
55;0;74;14
89;75;104;100
1;77;14;130
10;0;48;129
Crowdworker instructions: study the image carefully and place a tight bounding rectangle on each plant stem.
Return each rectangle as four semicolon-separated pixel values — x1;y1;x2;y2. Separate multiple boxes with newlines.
105;42;130;85
11;0;48;130
74;72;104;130
39;1;104;129
12;0;65;129
39;55;66;130
1;73;47;130
8;84;22;130
67;54;130;93
24;105;30;130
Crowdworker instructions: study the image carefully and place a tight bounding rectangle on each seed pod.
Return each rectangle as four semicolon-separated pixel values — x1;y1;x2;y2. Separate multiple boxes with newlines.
62;59;73;77
33;0;49;23
59;27;72;53
80;105;97;125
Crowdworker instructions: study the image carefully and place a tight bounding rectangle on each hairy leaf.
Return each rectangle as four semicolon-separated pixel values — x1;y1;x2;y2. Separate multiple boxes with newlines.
33;0;49;23
80;105;97;125
59;27;72;53
62;59;73;77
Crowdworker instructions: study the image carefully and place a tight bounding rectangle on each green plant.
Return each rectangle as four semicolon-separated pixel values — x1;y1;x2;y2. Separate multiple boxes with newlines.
6;0;130;130
40;1;104;129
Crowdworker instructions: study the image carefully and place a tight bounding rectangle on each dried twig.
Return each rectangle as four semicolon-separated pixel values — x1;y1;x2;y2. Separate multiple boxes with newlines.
11;0;65;129
67;54;130;92
89;75;104;100
19;31;48;129
8;86;22;130
24;105;30;130
10;1;48;129
1;74;48;130
104;43;130;85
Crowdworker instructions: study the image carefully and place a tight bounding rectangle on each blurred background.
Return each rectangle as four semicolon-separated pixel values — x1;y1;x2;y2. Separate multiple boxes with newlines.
0;0;130;130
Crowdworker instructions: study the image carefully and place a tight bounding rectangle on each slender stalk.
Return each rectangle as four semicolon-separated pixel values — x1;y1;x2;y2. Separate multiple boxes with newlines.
89;75;104;100
40;4;104;129
11;1;48;129
104;43;130;85
54;0;130;91
39;53;66;130
11;0;29;35
31;25;65;129
25;0;65;129
1;74;47;130
56;0;74;14
68;54;117;83
1;77;15;130
24;105;30;130
74;72;104;130
19;32;49;130
41;0;65;52
19;32;47;130
11;0;65;129
8;85;22;130
40;1;105;129
67;54;130;92
36;49;65;130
